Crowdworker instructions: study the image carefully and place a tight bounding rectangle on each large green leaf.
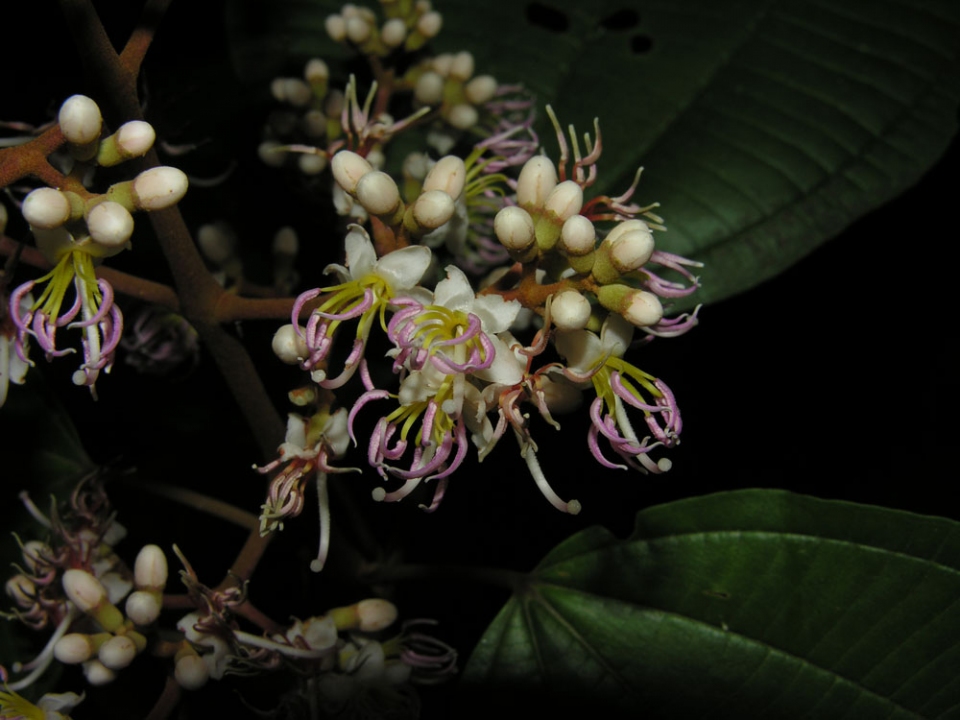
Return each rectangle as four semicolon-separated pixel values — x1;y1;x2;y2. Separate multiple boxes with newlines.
225;0;960;307
460;490;960;718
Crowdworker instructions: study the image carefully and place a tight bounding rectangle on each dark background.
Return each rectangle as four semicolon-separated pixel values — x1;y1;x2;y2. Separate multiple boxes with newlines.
3;1;957;717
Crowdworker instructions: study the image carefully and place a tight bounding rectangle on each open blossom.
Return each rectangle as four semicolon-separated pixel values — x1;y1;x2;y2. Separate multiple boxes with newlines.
349;266;519;509
256;408;357;572
1;288;32;407
292;225;430;388
8;229;122;396
556;313;680;473
0;689;83;720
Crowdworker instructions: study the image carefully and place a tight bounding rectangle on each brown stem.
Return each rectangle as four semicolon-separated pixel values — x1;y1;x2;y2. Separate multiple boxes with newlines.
144;675;182;720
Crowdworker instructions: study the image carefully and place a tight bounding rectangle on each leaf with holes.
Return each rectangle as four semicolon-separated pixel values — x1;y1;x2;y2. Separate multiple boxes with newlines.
226;0;960;306
460;490;960;718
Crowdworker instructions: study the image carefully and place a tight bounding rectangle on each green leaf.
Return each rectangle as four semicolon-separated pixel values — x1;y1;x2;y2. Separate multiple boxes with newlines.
461;490;960;718
225;0;960;306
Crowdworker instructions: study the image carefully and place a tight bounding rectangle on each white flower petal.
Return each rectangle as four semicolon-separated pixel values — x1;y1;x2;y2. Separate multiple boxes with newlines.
470;294;521;334
374;245;432;291
343;225;377;278
433;265;475;310
474;334;523;385
555;328;604;373
600;314;634;358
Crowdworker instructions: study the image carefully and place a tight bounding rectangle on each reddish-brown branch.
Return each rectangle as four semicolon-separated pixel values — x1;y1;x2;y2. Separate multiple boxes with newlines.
144;675;182;720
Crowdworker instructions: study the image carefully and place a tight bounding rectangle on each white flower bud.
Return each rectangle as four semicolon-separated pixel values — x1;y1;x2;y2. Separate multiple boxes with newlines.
622;290;663;328
517;156;557;209
54;633;93;664
414;71;444;105
132;167;188;211
22;188;71;229
63;569;107;612
446;103;478;130
464;75;498;105
272;324;309;364
413;189;455;229
366;146;386;169
432;53;454;77
416;10;442;38
99;635;137;670
560;214;596;255
331;150;373;194
494;206;535;252
197;222;236;264
449;51;475;81
175;653;210;690
258;140;286;167
115;121;155;158
422;155;466;199
403;152;430;181
271;78;313;107
83;659;117;686
133;544;168;590
345;16;371;44
605;220;655;272
356;599;398;632
552;290;592;331
298;153;328;175
125;590;161;626
273;226;298;256
58;95;102;145
381;18;407;47
305;58;329;85
356;171;401;216
87;201;134;247
544;180;583;222
301;109;327;137
325;14;347;41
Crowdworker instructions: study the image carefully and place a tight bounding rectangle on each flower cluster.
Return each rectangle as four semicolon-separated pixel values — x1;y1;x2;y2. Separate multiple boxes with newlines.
5;95;188;396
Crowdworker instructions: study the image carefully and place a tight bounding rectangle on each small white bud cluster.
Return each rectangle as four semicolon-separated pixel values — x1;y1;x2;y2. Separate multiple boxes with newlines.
21;98;186;260
410;51;497;131
326;1;441;54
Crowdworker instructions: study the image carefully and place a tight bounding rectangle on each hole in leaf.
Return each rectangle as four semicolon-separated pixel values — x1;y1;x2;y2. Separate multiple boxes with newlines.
525;2;569;33
600;8;640;30
630;35;653;54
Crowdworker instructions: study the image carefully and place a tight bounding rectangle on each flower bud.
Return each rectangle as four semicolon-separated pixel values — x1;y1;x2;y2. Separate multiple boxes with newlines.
412;189;455;230
99;635;137;670
446;104;478;130
551;290;592;331
258;140;286;167
328;598;398;632
494;206;536;258
133;544;168;590
62;569;124;632
97;121;156;166
449;51;475;81
559;214;596;256
325;14;347;41
544;181;583;222
301;109;327;137
356;171;402;217
87;201;134;248
132;167;189;211
58;95;102;145
273;226;298;256
54;633;94;664
271;78;313;107
197;222;236;264
381;18;407;47
432;53;454;77
22;188;71;229
422;155;466;199
516;156;557;209
298;153;328;175
414;71;444;105
272;324;309;365
592;220;656;284
175;653;210;690
125;590;162;626
464;75;498;105
83;659;117;686
331;150;373;195
416;11;442;38
597;285;664;328
304;57;329;84
346;16;371;44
